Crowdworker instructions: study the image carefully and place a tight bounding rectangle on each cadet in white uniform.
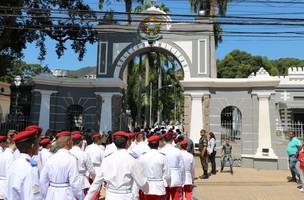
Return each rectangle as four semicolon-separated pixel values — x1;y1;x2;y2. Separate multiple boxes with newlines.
6;130;20;160
85;133;105;173
180;140;195;200
37;137;52;172
129;131;150;200
0;138;16;199
70;133;96;198
159;131;185;200
139;135;171;200
128;132;137;150
40;131;82;200
84;131;148;200
129;131;150;159
5;129;42;200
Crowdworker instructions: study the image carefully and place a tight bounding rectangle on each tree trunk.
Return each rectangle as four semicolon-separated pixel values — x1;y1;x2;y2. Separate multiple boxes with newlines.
210;0;217;16
144;54;150;128
136;55;143;127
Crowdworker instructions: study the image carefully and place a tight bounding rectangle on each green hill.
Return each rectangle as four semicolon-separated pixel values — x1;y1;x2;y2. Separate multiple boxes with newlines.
66;66;96;78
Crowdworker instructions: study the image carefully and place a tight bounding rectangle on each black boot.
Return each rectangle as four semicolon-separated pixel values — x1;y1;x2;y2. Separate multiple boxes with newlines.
200;170;209;179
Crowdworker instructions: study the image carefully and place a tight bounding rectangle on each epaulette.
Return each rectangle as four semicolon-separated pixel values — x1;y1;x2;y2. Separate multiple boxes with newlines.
159;152;166;156
104;152;113;158
129;152;139;159
26;158;38;167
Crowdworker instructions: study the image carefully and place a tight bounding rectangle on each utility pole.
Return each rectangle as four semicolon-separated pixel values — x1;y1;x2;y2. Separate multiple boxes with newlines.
157;56;162;124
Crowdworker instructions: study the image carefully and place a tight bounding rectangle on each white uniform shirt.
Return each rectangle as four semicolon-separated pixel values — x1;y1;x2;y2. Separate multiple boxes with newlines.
128;141;150;200
139;149;170;195
35;148;52;172
0;148;14;199
129;141;150;159
40;149;82;200
129;141;136;150
159;143;185;187
5;153;42;200
13;148;21;159
85;143;104;171
70;146;96;190
103;143;117;158
84;149;148;200
181;149;195;185
207;138;216;154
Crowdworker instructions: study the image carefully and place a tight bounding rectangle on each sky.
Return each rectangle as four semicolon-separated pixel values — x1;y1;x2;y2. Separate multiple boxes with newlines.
22;0;304;70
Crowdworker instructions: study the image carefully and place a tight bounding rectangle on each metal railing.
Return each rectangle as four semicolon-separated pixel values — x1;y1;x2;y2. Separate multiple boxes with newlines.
220;121;242;144
0;115;30;134
276;121;304;139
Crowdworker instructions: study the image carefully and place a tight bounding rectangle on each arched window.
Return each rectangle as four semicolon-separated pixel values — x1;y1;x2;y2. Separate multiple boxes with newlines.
220;106;242;143
66;105;83;131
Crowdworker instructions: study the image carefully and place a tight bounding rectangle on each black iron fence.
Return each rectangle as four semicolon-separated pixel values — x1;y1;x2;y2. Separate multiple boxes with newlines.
220;121;242;144
0;115;30;134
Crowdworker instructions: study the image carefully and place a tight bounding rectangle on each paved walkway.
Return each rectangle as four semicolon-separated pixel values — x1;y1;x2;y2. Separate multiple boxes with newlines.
193;160;303;200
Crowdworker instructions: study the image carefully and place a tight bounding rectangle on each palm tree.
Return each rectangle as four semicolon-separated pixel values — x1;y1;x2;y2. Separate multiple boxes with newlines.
189;0;232;46
99;0;145;23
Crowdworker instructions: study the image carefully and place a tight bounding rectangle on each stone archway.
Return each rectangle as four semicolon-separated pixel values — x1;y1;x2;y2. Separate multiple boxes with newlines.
113;41;191;80
112;41;188;128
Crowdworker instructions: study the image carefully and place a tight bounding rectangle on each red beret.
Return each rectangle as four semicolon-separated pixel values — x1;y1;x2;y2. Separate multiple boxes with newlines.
72;133;83;140
162;131;172;138
25;125;42;132
180;140;188;146
112;131;130;138
72;131;81;135
128;132;136;137
92;133;101;138
39;138;51;145
12;130;37;142
148;135;161;142
56;131;70;138
0;135;6;141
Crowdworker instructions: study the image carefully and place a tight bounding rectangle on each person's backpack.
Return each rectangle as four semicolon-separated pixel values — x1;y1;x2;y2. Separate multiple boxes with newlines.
299;151;304;170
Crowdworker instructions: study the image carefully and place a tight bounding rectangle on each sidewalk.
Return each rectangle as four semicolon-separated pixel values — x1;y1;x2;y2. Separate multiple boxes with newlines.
193;160;303;200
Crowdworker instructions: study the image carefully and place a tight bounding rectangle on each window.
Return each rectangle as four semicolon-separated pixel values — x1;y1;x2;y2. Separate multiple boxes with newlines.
66;105;84;131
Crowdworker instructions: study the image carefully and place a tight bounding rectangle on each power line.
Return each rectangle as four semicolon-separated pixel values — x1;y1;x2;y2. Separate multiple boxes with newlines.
4;5;304;23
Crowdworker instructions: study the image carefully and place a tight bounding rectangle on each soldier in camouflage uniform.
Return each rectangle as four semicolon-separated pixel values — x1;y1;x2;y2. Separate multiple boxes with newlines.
198;129;209;179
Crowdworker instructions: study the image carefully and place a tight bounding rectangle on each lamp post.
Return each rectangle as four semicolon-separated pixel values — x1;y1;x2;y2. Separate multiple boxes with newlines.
13;75;22;119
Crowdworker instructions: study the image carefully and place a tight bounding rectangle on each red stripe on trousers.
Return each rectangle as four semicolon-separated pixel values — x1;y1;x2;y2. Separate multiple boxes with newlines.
165;187;183;200
183;185;192;200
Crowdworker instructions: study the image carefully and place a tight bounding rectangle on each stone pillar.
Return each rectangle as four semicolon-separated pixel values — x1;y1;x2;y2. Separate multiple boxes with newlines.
203;95;210;132
34;89;58;132
183;94;191;136
254;92;278;159
189;93;204;143
95;92;122;132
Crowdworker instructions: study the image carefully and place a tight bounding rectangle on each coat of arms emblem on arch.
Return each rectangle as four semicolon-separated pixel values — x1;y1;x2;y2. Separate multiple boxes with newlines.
139;16;162;41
